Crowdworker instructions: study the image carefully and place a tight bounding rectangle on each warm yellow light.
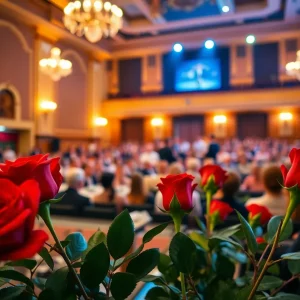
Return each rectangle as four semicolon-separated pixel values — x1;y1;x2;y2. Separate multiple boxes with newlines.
40;100;57;112
95;117;108;127
213;115;227;124
151;117;164;127
279;112;293;121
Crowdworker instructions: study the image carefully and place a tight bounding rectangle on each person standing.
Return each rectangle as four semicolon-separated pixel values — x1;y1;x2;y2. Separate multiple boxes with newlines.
206;134;220;162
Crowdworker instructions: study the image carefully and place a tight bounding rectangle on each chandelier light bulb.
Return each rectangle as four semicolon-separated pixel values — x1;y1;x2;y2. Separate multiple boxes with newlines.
39;47;72;81
63;0;123;43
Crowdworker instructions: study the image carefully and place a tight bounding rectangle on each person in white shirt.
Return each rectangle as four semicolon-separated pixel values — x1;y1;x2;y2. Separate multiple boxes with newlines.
246;165;287;216
192;136;208;159
186;157;201;188
139;143;160;166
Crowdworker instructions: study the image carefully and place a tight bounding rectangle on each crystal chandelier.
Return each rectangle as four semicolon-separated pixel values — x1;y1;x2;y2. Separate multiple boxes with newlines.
286;50;300;81
39;47;72;81
63;0;123;43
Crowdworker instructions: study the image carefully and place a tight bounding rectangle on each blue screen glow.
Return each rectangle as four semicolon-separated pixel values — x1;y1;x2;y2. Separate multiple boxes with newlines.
175;59;221;92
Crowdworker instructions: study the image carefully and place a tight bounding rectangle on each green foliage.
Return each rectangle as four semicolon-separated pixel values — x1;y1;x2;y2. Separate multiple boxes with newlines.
281;252;300;260
205;279;236;300
80;242;110;289
82;230;106;259
270;293;300;299
39;247;54;270
0;286;26;300
189;231;209;251
6;259;37;270
288;260;300;275
169;232;197;274
257;275;283;291
65;232;87;261
45;267;69;297
0;270;34;289
126;248;160;280
215;255;235;280
110;272;136;300
236;211;258;255
267;216;293;243
145;287;170;300
143;222;170;244
107;209;135;259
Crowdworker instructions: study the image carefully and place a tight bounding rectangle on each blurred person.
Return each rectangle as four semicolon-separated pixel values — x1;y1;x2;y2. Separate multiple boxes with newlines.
140;143;160;166
127;173;146;205
82;162;97;187
219;153;236;172
206;134;220;161
123;158;137;178
241;164;264;193
254;142;271;163
70;156;82;168
93;172;118;204
139;161;156;176
157;139;176;164
186;157;201;187
56;167;90;214
237;154;252;181
203;158;215;166
246;165;286;216
3;146;16;162
193;136;207;159
213;172;248;219
143;160;169;195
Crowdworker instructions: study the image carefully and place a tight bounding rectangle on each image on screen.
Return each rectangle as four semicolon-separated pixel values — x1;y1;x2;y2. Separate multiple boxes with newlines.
175;59;221;92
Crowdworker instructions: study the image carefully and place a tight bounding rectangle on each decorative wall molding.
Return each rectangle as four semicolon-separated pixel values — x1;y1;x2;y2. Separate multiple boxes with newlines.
61;49;88;74
0;19;32;54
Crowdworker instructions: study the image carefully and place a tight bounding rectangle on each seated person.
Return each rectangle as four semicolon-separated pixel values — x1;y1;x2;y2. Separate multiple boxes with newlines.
155;162;202;217
82;162;97;187
143;160;169;195
56;167;90;214
246;165;286;216
241;164;265;193
214;172;249;219
93;172;127;210
186;157;201;187
127;173;146;205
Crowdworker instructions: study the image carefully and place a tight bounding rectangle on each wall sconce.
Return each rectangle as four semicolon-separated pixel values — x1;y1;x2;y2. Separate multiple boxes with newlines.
213;115;227;124
94;117;108;127
279;112;293;121
151;117;164;127
279;112;293;136
40;100;57;113
213;115;227;138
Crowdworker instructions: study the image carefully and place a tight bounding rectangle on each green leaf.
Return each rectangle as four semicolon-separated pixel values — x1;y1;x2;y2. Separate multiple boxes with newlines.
189;231;209;251
59;241;70;248
209;235;243;250
205;279;236;299
236;286;252;300
143;222;169;244
65;232;87;261
0;270;34;289
49;195;65;204
268;263;280;276
270;293;300;299
114;244;144;270
107;209;134;259
0;286;26;300
267;216;293;243
158;253;172;274
236;211;258;255
288;260;300;275
281;252;300;260
80;242;110;289
214;224;241;238
169;232;197;274
6;259;37;270
257;275;283;291
39;247;54;270
110;272;136;300
141;275;164;284
126;248;160;280
216;255;235;279
33;277;46;290
39;289;56;300
45;267;68;297
82;230;106;259
145;287;169;300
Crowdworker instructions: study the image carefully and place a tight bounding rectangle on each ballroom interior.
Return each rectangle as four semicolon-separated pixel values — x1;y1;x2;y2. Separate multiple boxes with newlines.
0;0;299;154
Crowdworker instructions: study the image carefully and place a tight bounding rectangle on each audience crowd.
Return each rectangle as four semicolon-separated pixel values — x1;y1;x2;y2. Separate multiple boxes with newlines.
1;135;299;221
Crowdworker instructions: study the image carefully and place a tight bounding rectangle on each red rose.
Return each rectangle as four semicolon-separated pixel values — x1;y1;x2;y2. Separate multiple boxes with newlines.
157;174;197;211
210;200;233;221
256;237;266;244
0;154;62;202
281;148;300;188
0;179;48;260
199;165;227;190
246;204;272;225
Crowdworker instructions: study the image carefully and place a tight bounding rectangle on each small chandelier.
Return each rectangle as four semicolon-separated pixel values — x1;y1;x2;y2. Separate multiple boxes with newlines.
63;0;123;43
39;47;72;81
286;50;300;81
